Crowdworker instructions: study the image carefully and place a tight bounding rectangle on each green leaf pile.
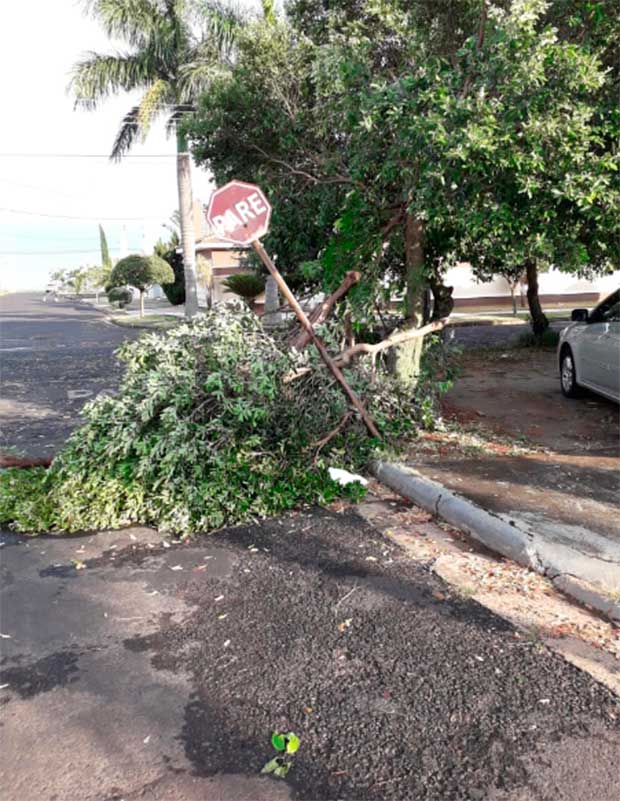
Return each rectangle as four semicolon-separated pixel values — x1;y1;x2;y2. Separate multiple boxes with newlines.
0;304;439;535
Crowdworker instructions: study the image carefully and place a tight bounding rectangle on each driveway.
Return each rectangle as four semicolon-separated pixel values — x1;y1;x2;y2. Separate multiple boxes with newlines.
450;320;566;349
2;508;619;801
0;292;138;459
411;347;620;595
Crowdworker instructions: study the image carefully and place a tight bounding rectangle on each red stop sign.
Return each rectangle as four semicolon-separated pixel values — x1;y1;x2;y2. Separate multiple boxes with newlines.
205;180;272;245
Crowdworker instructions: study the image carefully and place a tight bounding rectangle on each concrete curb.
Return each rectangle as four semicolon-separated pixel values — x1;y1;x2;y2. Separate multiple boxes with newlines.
372;461;620;623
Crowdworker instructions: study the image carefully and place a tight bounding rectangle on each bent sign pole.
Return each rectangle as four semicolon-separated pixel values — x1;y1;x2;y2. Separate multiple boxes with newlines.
252;240;381;439
206;181;380;439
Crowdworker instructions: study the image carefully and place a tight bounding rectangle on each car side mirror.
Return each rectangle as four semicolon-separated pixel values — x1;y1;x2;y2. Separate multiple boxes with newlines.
571;309;589;322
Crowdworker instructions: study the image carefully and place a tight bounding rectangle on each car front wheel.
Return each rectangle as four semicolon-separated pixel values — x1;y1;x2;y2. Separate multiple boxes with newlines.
560;348;580;398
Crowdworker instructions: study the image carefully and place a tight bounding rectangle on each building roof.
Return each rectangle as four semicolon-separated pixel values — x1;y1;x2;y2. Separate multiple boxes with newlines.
175;232;249;254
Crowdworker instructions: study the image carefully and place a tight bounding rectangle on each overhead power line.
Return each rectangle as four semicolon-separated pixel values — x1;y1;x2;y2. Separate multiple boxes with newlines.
0;248;126;256
0;153;177;159
0;207;167;222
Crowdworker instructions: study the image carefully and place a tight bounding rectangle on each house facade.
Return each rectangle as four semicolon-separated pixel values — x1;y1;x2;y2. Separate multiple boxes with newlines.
446;263;620;310
190;198;617;313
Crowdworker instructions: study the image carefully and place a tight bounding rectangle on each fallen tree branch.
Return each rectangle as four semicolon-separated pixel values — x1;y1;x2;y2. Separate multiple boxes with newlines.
283;317;449;384
291;271;361;350
335;318;448;367
312;412;352;463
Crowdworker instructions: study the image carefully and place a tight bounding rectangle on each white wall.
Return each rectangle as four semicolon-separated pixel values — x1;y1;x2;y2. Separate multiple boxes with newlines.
446;264;620;300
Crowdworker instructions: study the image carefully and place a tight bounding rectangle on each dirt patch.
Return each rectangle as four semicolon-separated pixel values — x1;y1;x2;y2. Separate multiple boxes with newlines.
444;348;618;455
407;348;619;568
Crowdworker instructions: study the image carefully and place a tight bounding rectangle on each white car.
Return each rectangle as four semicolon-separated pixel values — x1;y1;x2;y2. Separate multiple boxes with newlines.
558;289;620;402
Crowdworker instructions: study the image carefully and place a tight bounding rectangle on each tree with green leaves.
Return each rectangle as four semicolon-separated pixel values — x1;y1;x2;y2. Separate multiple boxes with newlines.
110;253;174;317
185;10;473;383
454;1;619;335
188;0;618;358
70;0;242;318
99;224;112;272
87;264;108;304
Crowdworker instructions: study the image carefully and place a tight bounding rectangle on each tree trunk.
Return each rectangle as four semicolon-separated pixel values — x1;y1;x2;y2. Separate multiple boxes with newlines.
205;273;213;310
525;260;548;336
509;283;517;316
176;131;199;319
392;214;426;386
429;276;454;321
140;289;145;318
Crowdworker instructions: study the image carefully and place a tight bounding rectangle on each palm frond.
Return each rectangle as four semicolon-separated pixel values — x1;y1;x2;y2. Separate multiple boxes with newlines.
83;0;160;47
193;1;246;56
137;79;173;139
177;55;230;104
70;51;150;108
165;105;195;137
111;107;140;161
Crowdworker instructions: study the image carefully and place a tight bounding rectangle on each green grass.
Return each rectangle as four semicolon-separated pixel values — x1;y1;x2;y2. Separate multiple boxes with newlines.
452;309;570;325
516;328;561;348
111;314;181;330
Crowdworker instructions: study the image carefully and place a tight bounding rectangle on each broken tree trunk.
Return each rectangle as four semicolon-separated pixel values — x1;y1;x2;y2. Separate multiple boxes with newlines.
252;240;380;439
392;213;427;386
291;270;361;351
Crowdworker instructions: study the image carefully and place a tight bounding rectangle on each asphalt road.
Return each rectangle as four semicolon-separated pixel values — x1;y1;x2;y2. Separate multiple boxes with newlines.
449;320;566;349
0;291;138;458
1;509;618;801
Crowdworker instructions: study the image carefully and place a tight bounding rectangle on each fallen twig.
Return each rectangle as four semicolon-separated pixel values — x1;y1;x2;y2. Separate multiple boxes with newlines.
312;412;352;463
335;318;448;366
291;271;361;351
333;583;359;613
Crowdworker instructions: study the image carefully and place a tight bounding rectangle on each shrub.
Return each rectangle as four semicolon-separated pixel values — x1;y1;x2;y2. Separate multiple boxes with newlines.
517;328;560;348
222;273;265;303
107;286;133;308
155;241;185;305
111;254;175;316
0;305;453;536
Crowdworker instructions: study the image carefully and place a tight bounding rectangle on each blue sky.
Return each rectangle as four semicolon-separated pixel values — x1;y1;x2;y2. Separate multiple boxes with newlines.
0;0;261;291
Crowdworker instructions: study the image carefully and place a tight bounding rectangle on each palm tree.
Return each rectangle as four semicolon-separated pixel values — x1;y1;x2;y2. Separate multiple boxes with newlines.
70;0;241;318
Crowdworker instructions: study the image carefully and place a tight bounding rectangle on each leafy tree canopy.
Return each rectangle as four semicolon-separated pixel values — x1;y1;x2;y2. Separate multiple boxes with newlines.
111;254;175;292
187;0;618;338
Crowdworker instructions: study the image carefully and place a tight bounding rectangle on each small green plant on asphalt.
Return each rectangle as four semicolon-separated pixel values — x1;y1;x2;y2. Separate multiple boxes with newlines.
261;731;300;778
0;304;447;536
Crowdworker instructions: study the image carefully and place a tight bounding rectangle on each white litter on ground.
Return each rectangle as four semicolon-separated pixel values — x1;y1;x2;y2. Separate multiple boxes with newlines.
328;467;368;487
